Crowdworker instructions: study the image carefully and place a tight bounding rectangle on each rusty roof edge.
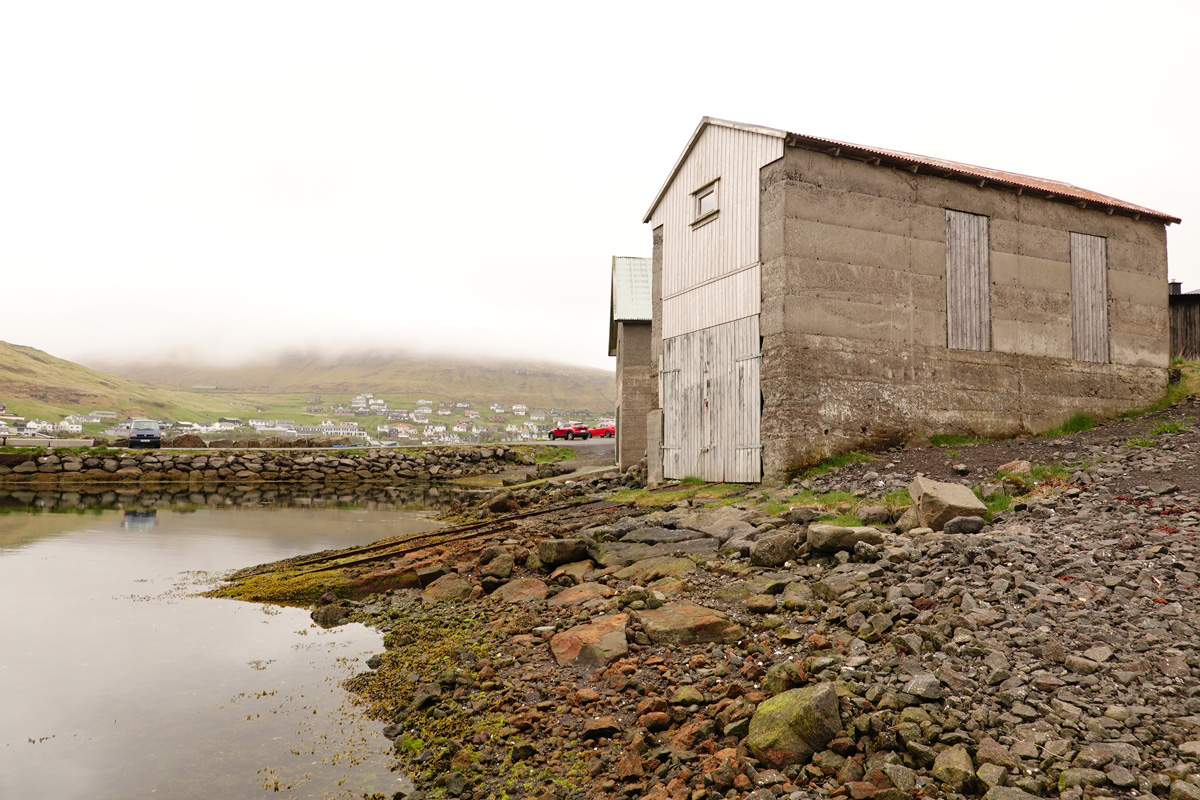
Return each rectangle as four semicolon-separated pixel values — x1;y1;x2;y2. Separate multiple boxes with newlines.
785;131;1181;225
643;117;786;224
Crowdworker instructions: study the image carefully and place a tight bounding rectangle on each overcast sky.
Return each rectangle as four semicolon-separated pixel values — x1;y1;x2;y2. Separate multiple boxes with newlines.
3;1;1197;372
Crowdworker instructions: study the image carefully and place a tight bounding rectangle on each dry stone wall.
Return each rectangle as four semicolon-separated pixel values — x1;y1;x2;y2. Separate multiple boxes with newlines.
0;446;530;487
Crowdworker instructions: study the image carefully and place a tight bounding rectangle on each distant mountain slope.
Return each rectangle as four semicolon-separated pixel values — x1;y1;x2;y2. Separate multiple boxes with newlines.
0;342;220;420
88;350;616;411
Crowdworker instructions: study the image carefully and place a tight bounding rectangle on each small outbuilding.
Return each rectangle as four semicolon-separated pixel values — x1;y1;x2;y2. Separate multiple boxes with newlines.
642;117;1181;483
609;255;653;471
1168;282;1200;360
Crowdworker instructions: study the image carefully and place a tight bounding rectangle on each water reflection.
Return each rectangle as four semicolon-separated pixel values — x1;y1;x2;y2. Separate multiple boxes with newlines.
0;482;482;514
0;506;435;799
121;509;157;531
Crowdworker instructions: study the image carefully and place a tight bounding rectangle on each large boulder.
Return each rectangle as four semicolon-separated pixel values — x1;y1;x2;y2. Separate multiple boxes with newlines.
635;601;732;645
422;573;474;601
550;613;629;668
745;683;842;768
806;524;886;553
750;532;798;567
538;538;590;566
908;476;988;531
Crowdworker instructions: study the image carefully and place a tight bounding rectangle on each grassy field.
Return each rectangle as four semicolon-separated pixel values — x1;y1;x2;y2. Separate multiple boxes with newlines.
0;341;615;427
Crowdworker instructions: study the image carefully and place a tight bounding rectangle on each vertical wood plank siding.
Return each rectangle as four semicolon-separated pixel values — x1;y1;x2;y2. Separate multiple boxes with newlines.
1170;296;1200;360
661;317;760;482
1070;232;1109;363
650;124;781;483
651;125;783;339
945;210;991;351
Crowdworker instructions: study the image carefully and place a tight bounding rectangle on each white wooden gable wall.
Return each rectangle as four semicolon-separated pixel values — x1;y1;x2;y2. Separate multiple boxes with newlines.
649;123;784;483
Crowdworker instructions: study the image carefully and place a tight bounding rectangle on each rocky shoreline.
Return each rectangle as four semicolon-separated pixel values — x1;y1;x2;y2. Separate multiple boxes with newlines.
216;398;1200;800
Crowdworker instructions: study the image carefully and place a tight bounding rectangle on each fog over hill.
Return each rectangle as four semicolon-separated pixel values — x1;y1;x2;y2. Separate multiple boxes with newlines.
87;349;616;412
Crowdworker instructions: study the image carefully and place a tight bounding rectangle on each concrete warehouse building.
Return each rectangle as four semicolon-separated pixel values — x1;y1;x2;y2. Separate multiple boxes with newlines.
642;117;1181;484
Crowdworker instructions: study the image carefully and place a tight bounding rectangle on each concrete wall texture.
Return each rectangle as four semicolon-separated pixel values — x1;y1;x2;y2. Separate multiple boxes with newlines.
615;321;653;471
759;145;1170;481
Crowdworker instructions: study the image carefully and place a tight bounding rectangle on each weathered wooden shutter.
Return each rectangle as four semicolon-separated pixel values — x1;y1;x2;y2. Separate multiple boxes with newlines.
1071;232;1109;363
945;210;991;351
730;316;762;483
660;339;683;480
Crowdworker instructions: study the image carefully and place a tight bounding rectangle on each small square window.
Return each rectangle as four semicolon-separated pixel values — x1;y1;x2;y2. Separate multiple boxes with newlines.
691;179;719;228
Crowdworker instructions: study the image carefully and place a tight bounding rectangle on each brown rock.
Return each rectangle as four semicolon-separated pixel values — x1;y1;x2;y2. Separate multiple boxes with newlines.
639;711;671;731
582;715;621;741
614;751;645;781
489;578;548;604
547;582;615;607
550;613;629;668
635;601;733;645
422;573;474;601
171;434;206;448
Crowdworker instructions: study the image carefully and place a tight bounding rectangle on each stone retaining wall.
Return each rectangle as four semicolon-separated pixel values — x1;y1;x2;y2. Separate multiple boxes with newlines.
0;446;531;487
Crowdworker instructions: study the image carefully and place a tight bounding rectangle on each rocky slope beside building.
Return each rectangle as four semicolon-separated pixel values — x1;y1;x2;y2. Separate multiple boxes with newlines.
222;399;1200;800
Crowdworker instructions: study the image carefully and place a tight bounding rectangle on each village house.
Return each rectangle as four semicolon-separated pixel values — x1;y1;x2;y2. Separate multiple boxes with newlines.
464;409;481;419
642;117;1179;483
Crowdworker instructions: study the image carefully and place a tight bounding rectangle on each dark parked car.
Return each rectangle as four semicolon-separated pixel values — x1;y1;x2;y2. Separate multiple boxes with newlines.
128;419;162;449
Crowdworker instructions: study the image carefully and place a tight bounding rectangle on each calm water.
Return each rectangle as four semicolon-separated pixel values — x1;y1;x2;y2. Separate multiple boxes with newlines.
0;503;441;799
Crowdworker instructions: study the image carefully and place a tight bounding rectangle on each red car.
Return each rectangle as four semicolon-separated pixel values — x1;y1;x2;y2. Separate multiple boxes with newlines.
548;424;591;441
589;425;615;438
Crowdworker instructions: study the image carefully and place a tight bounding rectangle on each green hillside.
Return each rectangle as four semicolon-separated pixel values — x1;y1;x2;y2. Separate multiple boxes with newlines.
0;342;242;422
88;350;615;412
0;342;615;426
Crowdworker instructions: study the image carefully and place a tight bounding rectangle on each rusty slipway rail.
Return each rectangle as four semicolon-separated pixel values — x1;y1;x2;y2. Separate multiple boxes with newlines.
294;498;624;575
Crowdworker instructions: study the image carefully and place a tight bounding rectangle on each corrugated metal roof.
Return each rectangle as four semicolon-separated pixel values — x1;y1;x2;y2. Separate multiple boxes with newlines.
609;256;652;357
612;256;652;321
645;117;1180;225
